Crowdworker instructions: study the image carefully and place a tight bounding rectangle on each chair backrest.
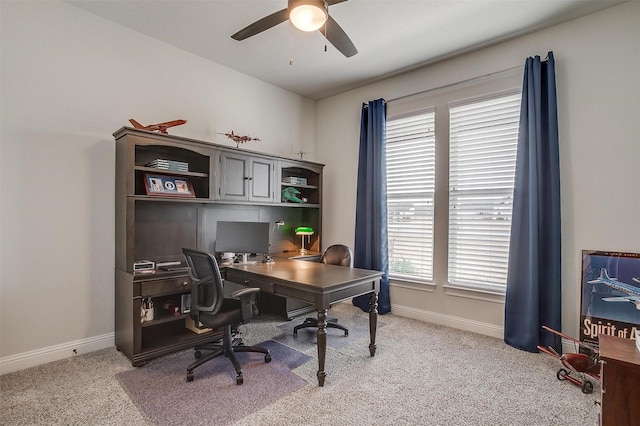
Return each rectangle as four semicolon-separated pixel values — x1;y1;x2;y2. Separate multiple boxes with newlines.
320;244;353;267
182;248;224;321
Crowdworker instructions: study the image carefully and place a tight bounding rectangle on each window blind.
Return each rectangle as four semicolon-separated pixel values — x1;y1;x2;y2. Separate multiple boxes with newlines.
386;110;435;281
448;92;520;292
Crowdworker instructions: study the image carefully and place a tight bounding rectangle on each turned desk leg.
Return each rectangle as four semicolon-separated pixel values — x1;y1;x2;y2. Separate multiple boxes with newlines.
316;309;328;386
369;292;378;356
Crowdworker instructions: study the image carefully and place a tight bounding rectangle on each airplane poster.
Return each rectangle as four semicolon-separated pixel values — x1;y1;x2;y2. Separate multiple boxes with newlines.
580;250;640;349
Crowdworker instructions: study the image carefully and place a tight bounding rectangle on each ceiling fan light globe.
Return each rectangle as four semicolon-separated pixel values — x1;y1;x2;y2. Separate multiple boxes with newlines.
290;4;327;32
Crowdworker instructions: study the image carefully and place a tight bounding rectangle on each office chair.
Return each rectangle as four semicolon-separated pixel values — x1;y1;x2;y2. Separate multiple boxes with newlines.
293;244;353;337
182;248;271;385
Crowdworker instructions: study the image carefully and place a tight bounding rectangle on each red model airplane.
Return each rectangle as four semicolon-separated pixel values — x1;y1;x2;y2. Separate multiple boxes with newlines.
218;131;260;148
129;118;186;134
537;325;600;394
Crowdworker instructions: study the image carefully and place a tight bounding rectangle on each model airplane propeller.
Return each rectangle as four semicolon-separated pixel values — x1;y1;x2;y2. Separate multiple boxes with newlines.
231;0;357;58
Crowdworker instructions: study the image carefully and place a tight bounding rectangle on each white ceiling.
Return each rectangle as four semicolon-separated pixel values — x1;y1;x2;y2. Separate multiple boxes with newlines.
68;0;624;100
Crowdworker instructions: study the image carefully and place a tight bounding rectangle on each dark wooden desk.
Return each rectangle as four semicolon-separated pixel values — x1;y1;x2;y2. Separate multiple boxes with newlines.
223;258;383;386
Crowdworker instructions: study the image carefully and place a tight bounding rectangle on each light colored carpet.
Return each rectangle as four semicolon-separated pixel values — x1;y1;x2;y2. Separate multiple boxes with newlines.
115;340;309;425
0;303;600;425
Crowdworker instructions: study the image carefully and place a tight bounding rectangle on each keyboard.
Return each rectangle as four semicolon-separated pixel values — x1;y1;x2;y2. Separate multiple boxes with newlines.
160;265;190;272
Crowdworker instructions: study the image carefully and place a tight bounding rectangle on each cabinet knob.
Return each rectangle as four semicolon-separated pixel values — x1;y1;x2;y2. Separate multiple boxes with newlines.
244;176;253;181
181;281;188;286
244;280;250;285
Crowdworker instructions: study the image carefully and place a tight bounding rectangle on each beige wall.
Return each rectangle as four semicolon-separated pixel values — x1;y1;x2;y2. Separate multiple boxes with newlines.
1;0;638;372
316;2;640;339
0;1;315;369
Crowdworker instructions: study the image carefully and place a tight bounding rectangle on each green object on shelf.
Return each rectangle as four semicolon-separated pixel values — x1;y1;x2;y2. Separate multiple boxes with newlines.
295;227;314;235
282;187;307;203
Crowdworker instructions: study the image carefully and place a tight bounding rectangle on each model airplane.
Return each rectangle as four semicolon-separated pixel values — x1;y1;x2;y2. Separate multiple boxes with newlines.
537;325;600;394
129;118;186;134
218;131;261;148
588;268;640;310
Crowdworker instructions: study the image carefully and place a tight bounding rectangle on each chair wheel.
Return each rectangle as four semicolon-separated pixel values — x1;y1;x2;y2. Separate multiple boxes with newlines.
236;375;244;385
187;372;194;382
194;350;201;359
265;354;272;363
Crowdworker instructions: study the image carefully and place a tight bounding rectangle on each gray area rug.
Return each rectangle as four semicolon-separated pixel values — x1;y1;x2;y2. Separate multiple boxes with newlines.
115;340;310;426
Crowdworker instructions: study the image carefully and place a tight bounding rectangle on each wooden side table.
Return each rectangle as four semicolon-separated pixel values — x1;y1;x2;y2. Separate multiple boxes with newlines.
598;334;640;425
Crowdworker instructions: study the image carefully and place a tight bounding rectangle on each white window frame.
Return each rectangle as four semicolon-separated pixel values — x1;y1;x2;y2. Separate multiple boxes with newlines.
385;108;436;283
385;69;522;296
447;90;521;294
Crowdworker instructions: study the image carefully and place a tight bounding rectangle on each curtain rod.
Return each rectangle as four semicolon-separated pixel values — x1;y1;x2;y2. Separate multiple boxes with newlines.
386;64;522;104
386;56;550;104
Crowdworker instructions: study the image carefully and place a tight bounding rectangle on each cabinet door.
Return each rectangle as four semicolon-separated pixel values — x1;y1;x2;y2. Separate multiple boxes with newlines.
219;152;249;200
249;157;275;202
219;152;275;202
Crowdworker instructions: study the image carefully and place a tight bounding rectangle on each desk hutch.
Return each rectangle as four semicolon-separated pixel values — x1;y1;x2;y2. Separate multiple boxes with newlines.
114;127;324;366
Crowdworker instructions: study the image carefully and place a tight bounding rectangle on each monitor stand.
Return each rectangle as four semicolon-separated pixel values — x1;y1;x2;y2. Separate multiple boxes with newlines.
235;253;257;266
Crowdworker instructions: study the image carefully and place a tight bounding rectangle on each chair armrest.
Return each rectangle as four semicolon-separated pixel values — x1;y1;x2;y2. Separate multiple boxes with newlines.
232;287;260;319
231;287;260;299
192;279;216;312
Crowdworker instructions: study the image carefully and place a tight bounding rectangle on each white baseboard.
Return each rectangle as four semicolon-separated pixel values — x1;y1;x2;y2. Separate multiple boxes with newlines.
0;333;114;375
562;341;579;354
0;309;580;375
391;304;577;354
391;304;505;339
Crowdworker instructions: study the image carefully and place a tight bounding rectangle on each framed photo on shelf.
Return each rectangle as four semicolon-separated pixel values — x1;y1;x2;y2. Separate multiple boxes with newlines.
144;173;195;198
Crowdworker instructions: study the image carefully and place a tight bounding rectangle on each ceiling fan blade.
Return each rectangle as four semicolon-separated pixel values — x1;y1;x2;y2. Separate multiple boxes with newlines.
231;8;289;41
320;16;357;58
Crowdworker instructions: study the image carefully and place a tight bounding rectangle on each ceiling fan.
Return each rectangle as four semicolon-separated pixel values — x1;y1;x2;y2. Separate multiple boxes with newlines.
231;0;357;58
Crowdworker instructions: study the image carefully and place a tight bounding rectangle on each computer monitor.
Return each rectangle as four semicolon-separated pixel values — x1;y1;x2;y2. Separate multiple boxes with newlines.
215;221;270;264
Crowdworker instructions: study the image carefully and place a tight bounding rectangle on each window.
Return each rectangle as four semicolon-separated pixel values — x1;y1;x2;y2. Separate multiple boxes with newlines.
386;110;435;281
448;93;520;292
385;74;521;294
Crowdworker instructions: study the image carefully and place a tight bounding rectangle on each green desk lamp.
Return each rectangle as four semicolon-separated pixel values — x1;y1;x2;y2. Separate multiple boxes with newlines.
295;226;314;254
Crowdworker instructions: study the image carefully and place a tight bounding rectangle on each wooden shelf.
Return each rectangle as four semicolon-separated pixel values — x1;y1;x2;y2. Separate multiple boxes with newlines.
280;183;318;190
140;312;188;328
135;165;208;178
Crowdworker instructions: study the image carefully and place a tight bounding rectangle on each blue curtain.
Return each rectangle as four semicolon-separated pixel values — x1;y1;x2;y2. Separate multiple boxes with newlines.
504;52;561;353
352;98;391;314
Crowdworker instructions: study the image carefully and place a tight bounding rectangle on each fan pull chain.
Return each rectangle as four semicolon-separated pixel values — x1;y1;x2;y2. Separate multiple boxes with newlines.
290;22;294;65
324;16;327;52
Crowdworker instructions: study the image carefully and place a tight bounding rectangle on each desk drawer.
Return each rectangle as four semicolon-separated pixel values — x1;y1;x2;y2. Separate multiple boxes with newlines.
139;277;191;297
225;270;274;293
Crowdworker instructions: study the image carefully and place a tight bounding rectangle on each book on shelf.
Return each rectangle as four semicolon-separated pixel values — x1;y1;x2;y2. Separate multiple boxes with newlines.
281;176;307;185
146;159;189;172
